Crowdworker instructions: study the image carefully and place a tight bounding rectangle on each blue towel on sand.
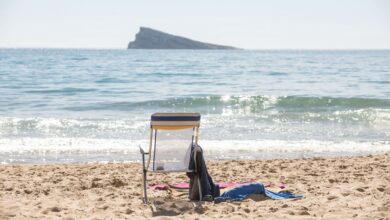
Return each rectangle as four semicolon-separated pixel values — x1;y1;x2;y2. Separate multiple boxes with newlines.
214;182;303;202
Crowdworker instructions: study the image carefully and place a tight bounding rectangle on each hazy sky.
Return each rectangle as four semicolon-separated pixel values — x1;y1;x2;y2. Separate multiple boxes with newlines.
0;0;389;49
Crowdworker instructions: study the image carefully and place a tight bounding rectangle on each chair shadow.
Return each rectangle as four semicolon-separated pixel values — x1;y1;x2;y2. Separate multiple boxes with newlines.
149;194;269;216
150;198;206;217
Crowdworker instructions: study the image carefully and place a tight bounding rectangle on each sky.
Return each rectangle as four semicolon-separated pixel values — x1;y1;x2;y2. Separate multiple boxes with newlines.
0;0;389;49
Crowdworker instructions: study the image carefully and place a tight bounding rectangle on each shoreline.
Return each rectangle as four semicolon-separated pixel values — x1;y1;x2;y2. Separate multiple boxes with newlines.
1;153;389;219
1;138;389;164
2;150;390;165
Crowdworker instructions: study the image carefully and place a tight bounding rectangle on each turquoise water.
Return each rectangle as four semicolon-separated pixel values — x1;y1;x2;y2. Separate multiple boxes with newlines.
0;49;389;163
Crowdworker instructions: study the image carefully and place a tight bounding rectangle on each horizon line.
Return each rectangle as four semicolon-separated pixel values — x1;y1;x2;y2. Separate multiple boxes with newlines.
1;47;390;51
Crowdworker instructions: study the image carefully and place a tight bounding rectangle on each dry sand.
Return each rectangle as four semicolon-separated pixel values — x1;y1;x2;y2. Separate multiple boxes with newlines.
1;154;389;219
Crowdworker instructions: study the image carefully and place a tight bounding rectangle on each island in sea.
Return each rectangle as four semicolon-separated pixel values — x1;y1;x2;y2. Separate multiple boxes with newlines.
127;27;237;49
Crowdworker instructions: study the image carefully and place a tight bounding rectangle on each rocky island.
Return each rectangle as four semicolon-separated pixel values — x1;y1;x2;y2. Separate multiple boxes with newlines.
127;27;236;49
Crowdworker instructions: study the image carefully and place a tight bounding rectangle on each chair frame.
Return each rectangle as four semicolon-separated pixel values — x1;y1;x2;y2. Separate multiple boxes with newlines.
139;113;201;203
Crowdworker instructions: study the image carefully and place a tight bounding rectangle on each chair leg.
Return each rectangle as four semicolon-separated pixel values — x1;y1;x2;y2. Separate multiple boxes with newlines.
143;169;148;203
141;150;148;203
197;175;202;201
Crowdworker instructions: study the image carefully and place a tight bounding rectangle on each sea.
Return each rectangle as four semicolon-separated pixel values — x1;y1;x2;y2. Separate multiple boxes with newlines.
0;49;389;164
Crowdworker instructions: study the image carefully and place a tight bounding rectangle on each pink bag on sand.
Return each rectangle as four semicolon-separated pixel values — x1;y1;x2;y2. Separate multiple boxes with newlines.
148;183;169;190
149;181;286;190
169;181;248;189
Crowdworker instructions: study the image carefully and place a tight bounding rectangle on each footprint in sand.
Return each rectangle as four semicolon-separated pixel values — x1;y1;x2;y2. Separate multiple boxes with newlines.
24;189;33;194
297;210;310;215
355;188;365;192
50;206;62;212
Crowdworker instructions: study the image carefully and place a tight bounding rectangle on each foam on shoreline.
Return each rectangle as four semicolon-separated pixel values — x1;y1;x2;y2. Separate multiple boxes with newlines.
1;138;389;164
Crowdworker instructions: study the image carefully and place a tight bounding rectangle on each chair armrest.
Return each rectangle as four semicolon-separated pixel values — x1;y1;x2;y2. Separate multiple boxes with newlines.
139;145;149;155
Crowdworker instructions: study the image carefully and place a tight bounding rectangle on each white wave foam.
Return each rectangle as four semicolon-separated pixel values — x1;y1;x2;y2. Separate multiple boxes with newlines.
0;137;147;152
201;140;390;156
0;138;389;162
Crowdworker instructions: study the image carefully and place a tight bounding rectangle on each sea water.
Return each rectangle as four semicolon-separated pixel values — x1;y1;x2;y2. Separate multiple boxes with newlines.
0;49;389;163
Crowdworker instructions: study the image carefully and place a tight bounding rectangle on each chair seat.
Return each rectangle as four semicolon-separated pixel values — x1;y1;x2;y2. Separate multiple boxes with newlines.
149;169;194;173
148;160;193;172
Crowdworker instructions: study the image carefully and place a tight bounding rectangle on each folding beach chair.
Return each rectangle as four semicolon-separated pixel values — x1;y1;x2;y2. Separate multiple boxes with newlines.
139;113;201;203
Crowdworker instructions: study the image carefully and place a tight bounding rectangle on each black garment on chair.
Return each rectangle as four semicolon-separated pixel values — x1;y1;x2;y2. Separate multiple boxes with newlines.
187;144;220;200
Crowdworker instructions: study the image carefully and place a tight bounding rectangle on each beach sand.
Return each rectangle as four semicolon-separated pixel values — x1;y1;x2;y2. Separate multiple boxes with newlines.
1;154;389;219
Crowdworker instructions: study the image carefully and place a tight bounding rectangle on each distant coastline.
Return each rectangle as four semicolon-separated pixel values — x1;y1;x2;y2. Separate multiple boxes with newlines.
2;47;390;51
127;27;237;50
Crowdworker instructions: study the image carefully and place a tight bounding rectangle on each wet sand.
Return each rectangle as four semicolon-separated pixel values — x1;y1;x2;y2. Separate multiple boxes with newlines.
1;154;389;219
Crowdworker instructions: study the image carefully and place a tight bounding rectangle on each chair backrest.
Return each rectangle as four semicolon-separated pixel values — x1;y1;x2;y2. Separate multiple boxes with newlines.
147;113;200;172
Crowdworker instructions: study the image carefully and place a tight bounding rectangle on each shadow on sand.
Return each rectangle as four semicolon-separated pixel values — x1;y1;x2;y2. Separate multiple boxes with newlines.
149;194;269;216
150;198;207;217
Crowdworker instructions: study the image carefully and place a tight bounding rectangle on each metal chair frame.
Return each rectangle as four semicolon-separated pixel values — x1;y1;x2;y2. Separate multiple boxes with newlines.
139;113;201;203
